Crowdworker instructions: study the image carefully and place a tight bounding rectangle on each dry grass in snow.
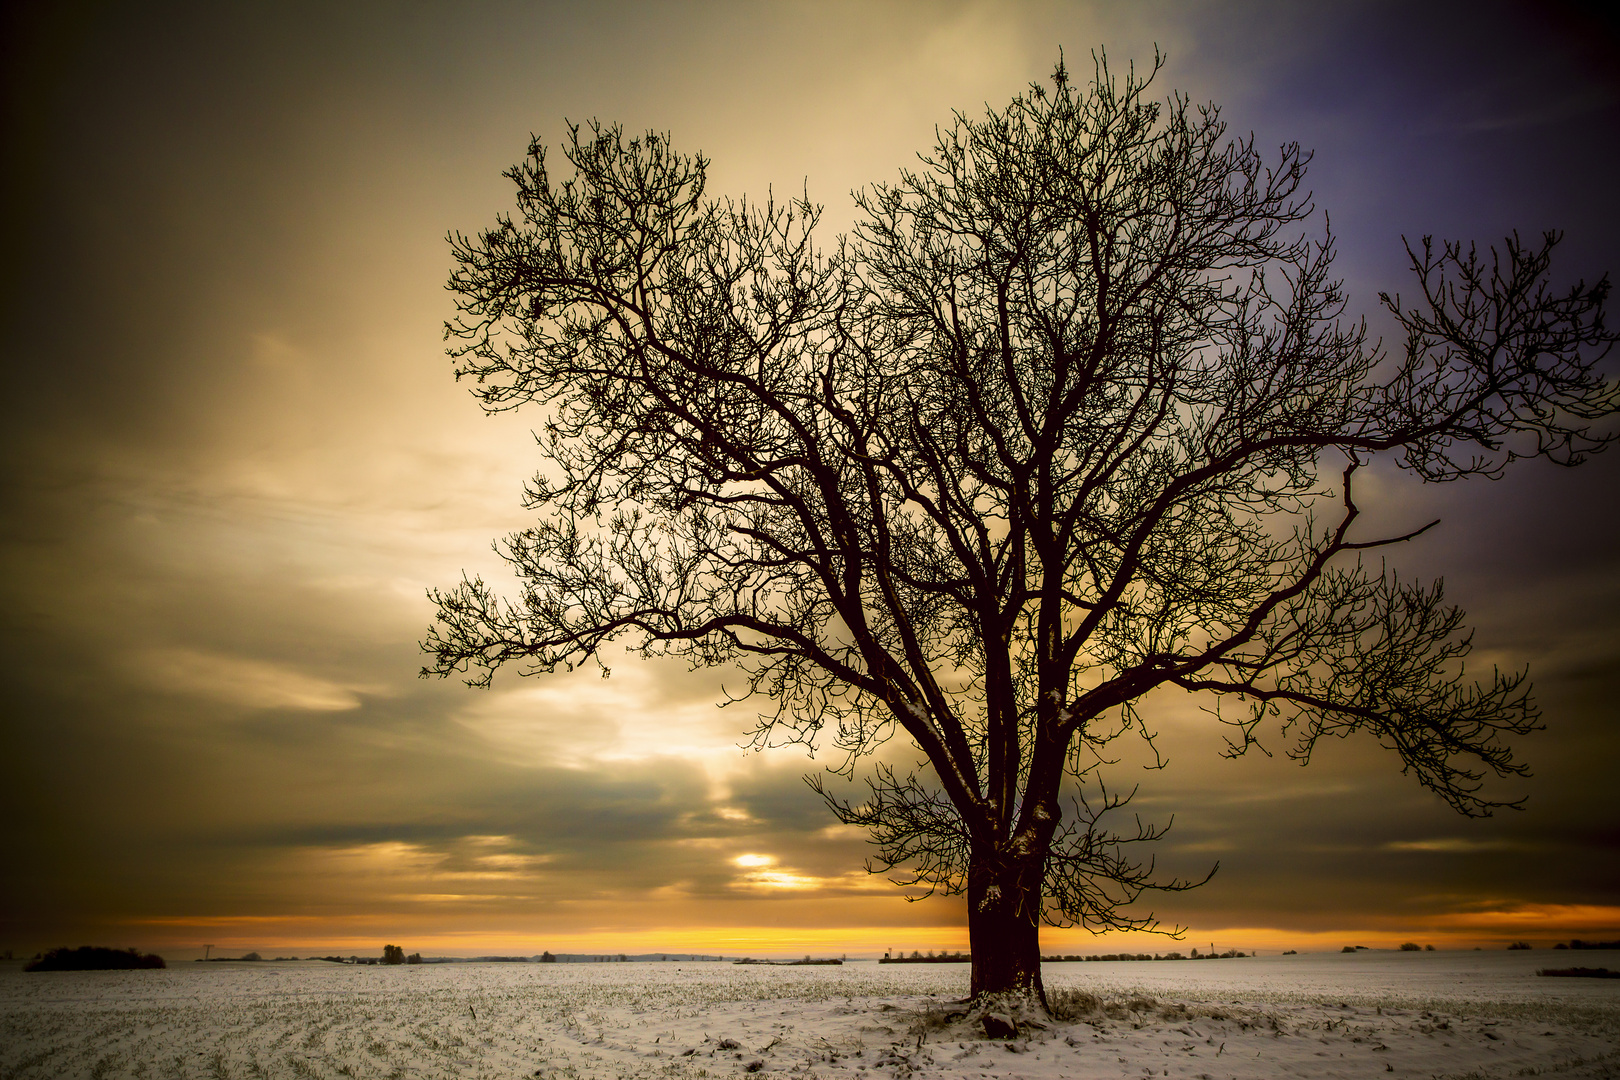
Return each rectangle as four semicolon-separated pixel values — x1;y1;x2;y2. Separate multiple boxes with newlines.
1;953;1616;1079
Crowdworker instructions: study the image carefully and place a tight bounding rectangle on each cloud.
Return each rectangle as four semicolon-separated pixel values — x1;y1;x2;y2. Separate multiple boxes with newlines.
1428;904;1620;935
731;853;818;891
121;646;377;712
450;652;751;771
1383;838;1526;854
728;853;900;895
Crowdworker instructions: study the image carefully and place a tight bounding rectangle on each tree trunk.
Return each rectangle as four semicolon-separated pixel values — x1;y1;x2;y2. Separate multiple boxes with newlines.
966;849;1046;1008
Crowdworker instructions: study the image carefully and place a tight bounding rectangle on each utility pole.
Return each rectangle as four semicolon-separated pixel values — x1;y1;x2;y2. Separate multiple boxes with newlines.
204;944;214;961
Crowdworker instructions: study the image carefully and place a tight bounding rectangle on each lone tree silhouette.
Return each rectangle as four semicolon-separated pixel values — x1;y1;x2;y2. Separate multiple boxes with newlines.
425;53;1616;1014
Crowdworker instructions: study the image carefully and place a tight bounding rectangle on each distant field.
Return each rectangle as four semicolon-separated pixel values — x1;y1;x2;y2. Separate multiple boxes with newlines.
1;952;1616;1078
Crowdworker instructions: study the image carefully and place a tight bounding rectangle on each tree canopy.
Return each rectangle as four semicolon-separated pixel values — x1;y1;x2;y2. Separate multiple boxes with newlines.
425;53;1615;1007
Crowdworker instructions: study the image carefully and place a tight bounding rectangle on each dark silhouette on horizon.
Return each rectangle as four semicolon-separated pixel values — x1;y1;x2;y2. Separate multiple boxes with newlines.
26;946;165;971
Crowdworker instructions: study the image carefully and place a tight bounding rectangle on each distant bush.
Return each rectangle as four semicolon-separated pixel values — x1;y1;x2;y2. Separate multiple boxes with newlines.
1341;946;1357;953
406;953;423;965
1537;967;1617;979
26;946;165;972
240;952;262;961
1507;941;1532;950
1400;942;1421;951
1425;944;1436;951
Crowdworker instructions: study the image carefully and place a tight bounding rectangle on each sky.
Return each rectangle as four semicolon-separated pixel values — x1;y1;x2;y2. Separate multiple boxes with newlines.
2;0;1617;961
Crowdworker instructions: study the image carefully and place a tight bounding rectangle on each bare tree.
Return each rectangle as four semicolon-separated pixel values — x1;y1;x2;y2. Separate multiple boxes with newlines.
424;53;1615;1013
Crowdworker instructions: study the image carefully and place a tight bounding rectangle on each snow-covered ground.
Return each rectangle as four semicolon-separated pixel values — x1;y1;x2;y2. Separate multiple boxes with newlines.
1;951;1615;1078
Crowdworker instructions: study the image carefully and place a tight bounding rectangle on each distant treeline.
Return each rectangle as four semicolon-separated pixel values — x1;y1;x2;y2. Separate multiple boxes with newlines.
201;954;342;962
27;946;165;972
192;951;741;965
879;948;1248;964
411;953;731;963
1043;949;1248;962
199;949;424;965
1555;940;1620;950
522;953;730;963
734;957;843;966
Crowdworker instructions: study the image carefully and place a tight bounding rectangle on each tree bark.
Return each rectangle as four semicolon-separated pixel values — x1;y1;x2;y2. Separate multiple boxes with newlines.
966;848;1046;1008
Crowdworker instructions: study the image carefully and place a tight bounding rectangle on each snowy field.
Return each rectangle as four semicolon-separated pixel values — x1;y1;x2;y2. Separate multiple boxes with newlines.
1;951;1616;1079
